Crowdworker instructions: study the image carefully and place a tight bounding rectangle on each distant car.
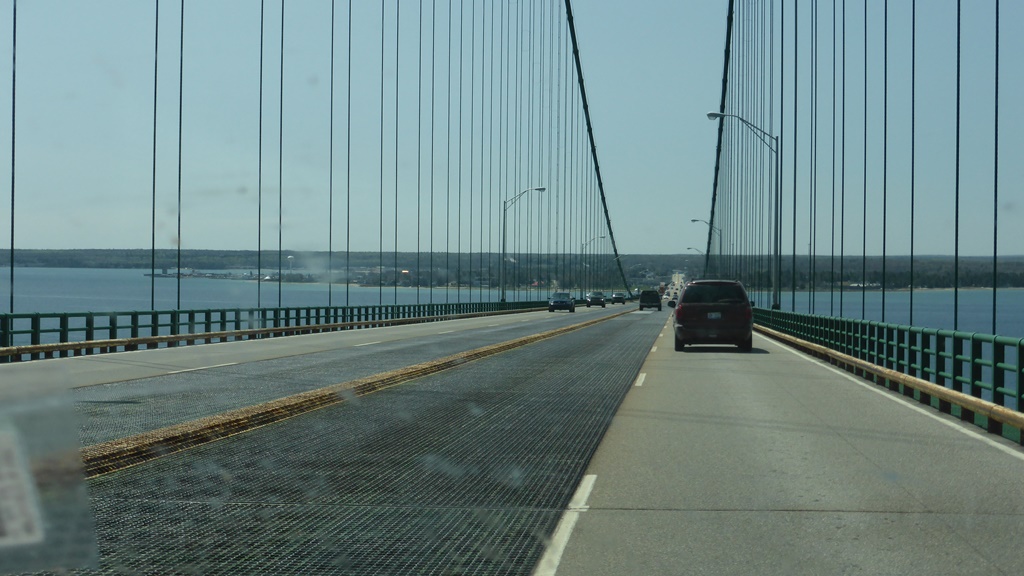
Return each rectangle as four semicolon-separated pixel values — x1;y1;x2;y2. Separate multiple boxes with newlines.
638;290;662;311
669;280;753;352
548;292;576;313
610;292;626;304
585;291;606;308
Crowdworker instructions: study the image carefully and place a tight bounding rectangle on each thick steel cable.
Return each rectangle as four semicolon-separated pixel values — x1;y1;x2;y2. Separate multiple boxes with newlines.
393;0;400;305
445;0;452;303
954;0;961;330
514;0;522;300
992;0;999;334
487;0;494;298
810;0;818;312
8;0;15;314
860;0;866;320
882;0;887;322
429;0;436;303
176;0;184;309
328;0;336;307
466;0;474;303
563;0;631;295
839;0;846;316
150;0;159;310
830;0;836;315
790;0;797;311
913;0;921;325
704;0;734;278
378;0;386;305
346;0;352;306
258;0;265;308
456;0;463;303
276;0;285;307
416;0;423;305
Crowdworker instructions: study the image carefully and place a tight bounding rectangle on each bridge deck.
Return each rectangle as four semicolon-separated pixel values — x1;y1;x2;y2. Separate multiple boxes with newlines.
552;321;1024;575
9;308;1024;575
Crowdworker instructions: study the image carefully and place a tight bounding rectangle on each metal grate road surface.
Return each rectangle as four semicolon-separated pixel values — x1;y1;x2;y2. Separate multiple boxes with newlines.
51;310;666;575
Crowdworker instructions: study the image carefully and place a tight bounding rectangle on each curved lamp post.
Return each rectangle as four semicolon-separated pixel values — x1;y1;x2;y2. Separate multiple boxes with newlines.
580;235;606;300
501;187;545;302
706;111;781;309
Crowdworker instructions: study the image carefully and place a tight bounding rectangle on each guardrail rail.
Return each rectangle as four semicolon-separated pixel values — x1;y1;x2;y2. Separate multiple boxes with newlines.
0;301;546;363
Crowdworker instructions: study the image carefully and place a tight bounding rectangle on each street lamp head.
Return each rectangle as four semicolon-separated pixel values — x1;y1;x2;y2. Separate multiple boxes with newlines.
534;187;546;192
706;112;724;121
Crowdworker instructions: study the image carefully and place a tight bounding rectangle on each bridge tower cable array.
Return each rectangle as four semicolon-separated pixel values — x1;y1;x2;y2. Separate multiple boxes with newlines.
1;0;634;314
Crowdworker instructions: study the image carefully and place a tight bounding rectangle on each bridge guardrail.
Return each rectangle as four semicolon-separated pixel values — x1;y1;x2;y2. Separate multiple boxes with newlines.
755;308;1024;443
0;301;546;363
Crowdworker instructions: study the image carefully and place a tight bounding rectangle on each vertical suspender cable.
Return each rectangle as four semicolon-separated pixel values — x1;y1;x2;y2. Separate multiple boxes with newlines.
468;0;475;302
416;0;423;304
830;0;836;315
394;0;400;305
258;0;265;308
378;0;386;305
791;0;797;311
150;0;159;310
8;0;15;314
277;0;285;308
328;0;336;307
176;0;184;310
456;0;463;303
487;0;494;298
954;0;961;330
346;0;352;306
445;0;452;303
860;0;866;320
429;0;436;303
909;0;915;325
839;0;845;316
992;0;999;334
810;0;817;312
882;0;887;321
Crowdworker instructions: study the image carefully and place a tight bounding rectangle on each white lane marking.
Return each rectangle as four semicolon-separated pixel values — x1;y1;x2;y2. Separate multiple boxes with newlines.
353;341;382;347
487;324;500;327
166;362;238;375
533;474;597;576
634;373;647;387
651;346;658;353
772;337;1024;463
437;330;455;334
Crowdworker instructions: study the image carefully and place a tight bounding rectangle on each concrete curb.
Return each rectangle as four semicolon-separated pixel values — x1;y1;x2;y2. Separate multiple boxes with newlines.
82;308;634;478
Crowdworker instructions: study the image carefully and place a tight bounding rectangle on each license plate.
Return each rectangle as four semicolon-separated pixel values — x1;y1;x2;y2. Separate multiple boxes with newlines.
707;312;721;320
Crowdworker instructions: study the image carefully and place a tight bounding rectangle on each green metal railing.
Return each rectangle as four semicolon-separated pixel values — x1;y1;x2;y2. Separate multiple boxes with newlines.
755;309;1024;442
0;301;546;363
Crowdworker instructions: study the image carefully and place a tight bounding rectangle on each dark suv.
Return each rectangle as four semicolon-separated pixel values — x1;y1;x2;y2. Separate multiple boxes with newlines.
638;290;661;311
548;292;576;313
669;280;753;351
585;291;606;308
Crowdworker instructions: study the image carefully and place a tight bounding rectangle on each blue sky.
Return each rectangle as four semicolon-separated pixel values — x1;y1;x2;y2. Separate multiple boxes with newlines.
0;0;1018;257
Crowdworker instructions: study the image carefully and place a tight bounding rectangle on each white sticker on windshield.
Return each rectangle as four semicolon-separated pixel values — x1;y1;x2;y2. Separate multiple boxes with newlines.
0;430;45;547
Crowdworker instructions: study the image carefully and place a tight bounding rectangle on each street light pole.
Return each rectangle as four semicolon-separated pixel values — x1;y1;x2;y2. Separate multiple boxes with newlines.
706;112;781;309
690;219;722;277
580;235;605;300
501;186;545;302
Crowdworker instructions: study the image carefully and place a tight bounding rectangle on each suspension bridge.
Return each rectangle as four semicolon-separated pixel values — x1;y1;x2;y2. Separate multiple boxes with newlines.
1;1;1023;575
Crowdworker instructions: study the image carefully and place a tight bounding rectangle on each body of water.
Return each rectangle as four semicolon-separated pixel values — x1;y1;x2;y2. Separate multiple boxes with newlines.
1;268;1023;339
745;286;1024;339
0;268;549;315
